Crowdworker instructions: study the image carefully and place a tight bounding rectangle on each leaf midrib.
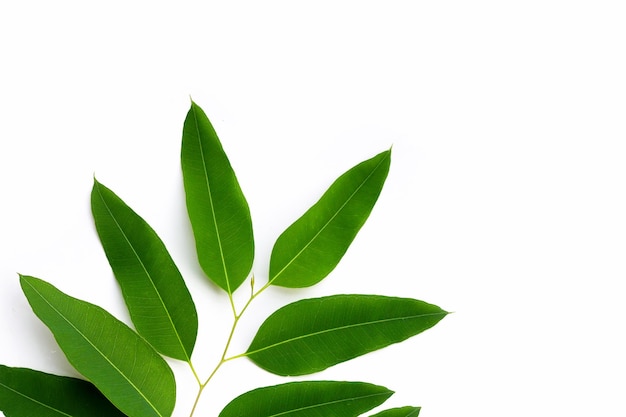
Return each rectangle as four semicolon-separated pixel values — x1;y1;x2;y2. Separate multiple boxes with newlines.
95;183;189;361
269;391;391;417
0;380;72;417
190;104;231;293
23;279;163;417
270;151;389;284
247;310;445;356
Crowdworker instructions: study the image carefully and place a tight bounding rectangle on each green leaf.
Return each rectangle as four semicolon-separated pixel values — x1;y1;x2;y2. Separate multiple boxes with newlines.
181;101;254;293
269;149;391;288
219;381;393;417
0;365;126;417
19;275;176;417
246;295;447;376
91;179;198;361
369;406;421;417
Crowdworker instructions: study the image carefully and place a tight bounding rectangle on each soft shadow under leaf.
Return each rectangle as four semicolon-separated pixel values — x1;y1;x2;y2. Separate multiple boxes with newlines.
247;294;447;376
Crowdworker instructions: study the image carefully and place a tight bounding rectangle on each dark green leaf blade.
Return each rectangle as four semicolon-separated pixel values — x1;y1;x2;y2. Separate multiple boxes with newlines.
219;381;393;417
0;365;126;417
181;101;254;293
91;179;198;361
19;275;176;417
247;295;447;376
269;150;391;288
370;406;421;417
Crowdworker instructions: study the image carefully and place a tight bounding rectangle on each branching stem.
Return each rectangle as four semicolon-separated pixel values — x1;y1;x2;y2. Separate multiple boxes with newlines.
188;275;271;417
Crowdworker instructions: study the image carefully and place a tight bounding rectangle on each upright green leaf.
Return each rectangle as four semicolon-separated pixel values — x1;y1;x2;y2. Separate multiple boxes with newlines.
370;406;421;417
247;295;447;376
219;381;393;417
19;275;176;417
269;149;391;288
181;101;254;293
0;365;126;417
91;179;198;361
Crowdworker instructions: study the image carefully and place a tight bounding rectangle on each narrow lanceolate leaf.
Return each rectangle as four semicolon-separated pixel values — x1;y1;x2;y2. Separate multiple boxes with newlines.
219;381;393;417
247;295;448;376
369;406;421;417
269;149;391;288
0;365;126;417
181;101;254;293
91;179;198;361
19;275;176;417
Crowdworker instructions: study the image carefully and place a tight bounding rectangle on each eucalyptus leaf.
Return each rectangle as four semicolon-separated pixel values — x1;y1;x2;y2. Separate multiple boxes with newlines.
181;101;254;293
19;275;176;417
219;381;393;417
91;179;198;361
269;149;391;288
0;365;126;417
369;406;421;417
247;295;447;376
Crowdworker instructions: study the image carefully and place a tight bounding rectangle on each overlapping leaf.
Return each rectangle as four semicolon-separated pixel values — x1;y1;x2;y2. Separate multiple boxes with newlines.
0;365;126;417
370;406;421;417
19;275;176;417
91;179;197;361
181;101;254;293
269;149;391;288
219;381;393;417
247;295;447;375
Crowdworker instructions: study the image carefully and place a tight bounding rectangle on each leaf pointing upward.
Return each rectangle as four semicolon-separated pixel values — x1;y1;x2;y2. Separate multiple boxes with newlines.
269;149;391;288
181;101;254;293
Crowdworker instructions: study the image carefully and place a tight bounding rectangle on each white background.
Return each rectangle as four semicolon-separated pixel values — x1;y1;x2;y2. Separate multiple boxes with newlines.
1;1;625;416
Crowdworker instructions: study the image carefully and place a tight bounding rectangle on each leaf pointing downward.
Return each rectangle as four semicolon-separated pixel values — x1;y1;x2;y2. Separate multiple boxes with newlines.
269;149;391;288
0;365;126;417
181;101;254;293
19;275;176;417
219;381;393;417
91;179;198;361
247;295;447;376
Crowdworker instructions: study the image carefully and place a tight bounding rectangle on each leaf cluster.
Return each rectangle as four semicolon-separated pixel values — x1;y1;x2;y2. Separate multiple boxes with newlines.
0;102;447;417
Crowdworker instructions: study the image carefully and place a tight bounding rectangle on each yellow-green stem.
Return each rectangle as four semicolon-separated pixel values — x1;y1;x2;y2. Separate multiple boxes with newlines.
188;276;272;417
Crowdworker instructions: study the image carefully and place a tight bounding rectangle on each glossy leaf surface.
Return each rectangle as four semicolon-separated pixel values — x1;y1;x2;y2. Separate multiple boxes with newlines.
219;381;393;417
20;275;176;417
247;295;447;375
0;365;125;417
269;150;391;287
181;101;254;293
370;406;421;417
91;179;198;361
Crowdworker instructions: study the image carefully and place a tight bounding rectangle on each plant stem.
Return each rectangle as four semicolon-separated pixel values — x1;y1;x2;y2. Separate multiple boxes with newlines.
188;275;272;417
187;361;202;386
189;383;205;417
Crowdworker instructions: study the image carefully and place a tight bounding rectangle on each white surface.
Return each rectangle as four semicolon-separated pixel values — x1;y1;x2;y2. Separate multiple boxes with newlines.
1;1;625;416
